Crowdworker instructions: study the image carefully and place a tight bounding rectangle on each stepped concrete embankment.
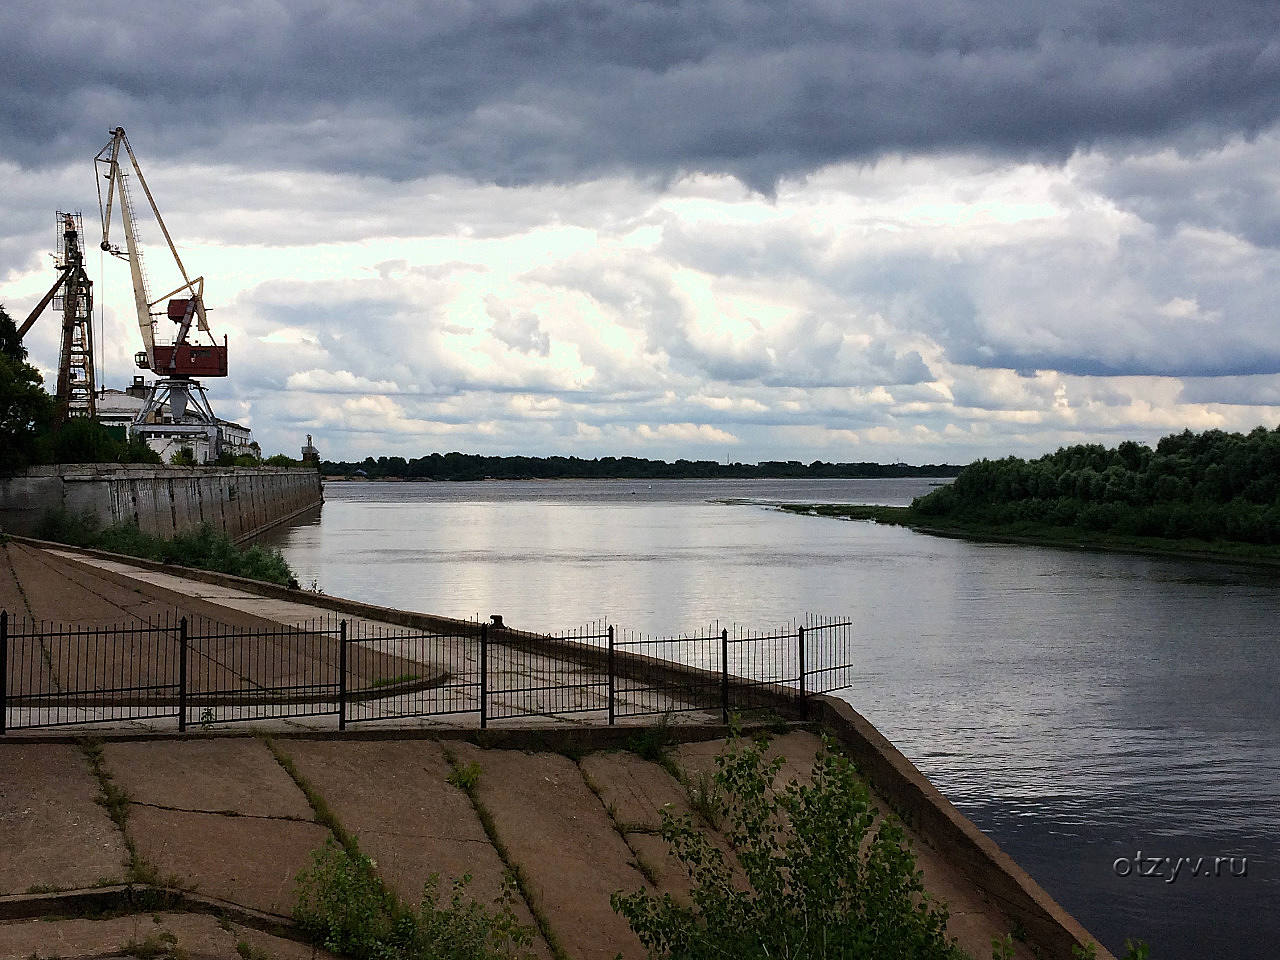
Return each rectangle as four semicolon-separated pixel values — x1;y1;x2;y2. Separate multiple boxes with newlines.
0;544;1113;960
0;464;322;542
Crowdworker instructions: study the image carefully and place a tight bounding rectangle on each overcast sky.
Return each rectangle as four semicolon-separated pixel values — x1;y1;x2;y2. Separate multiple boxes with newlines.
5;0;1280;464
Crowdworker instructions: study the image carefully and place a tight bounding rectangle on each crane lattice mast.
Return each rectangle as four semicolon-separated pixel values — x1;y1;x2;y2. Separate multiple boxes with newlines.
17;212;96;420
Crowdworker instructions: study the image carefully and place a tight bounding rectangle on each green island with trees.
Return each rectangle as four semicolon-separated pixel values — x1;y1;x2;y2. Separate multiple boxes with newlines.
783;427;1280;564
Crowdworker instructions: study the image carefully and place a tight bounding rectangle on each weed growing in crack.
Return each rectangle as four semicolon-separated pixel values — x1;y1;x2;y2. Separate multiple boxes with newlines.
294;838;535;960
446;761;482;791
120;931;186;960
684;768;725;830
624;715;675;764
79;738;161;886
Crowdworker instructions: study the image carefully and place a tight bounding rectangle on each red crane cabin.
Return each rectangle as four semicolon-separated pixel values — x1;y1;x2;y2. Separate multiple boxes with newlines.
151;298;228;377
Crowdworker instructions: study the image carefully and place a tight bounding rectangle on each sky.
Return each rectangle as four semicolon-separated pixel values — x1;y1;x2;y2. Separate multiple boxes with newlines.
4;1;1280;464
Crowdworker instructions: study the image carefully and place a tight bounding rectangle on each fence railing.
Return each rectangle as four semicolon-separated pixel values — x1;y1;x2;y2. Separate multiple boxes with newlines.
0;609;854;734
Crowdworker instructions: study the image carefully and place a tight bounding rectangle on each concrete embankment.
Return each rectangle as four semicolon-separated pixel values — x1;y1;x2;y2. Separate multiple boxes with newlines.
0;545;1113;960
0;729;1075;960
0;464;322;542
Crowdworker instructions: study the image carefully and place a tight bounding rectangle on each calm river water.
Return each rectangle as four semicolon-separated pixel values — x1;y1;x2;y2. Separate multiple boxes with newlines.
258;479;1279;959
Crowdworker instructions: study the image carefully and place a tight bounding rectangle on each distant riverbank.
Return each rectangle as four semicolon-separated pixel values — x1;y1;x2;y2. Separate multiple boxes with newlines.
778;503;1280;566
319;452;963;482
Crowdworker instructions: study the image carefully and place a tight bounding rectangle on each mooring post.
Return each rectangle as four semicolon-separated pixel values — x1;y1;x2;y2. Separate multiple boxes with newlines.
177;617;188;733
1;610;8;736
720;627;729;724
607;625;615;726
479;623;489;729
338;620;348;731
797;625;807;717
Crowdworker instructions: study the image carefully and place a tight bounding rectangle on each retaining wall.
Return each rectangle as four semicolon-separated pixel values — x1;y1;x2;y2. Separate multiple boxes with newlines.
0;465;322;543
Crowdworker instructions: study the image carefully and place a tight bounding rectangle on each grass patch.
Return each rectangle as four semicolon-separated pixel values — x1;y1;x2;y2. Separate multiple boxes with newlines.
684;769;725;831
120;932;185;960
295;840;536;960
624;714;676;765
234;941;271;960
446;761;482;792
36;511;296;586
779;503;913;525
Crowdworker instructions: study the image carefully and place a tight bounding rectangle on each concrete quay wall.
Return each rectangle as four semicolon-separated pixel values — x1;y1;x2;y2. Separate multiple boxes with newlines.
0;465;322;542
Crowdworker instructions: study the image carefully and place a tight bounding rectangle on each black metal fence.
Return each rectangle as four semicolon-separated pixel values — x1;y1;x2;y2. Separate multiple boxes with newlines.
0;609;855;734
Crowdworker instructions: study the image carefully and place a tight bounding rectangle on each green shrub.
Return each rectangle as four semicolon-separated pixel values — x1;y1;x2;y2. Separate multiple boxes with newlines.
35;512;295;586
294;838;535;960
611;735;964;960
32;417;162;465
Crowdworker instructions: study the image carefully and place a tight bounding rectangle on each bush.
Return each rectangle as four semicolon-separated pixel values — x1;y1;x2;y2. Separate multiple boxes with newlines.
294;838;535;960
32;417;162;465
611;735;964;960
35;512;296;586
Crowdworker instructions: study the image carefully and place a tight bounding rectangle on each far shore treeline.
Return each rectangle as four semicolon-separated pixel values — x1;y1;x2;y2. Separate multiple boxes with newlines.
913;426;1280;545
320;453;964;481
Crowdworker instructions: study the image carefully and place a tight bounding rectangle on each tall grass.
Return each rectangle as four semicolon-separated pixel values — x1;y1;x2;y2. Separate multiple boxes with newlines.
36;510;296;586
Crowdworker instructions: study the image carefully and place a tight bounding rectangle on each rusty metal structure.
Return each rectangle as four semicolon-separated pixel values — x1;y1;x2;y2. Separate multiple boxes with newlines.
18;212;97;420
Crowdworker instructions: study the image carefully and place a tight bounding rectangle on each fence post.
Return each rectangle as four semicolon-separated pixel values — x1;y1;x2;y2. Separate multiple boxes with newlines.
797;625;807;717
178;617;188;733
1;610;8;736
479;623;488;729
720;627;729;724
607;625;615;726
338;620;348;731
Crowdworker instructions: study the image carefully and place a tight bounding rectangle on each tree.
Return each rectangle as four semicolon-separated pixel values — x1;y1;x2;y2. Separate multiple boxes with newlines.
612;735;963;960
0;305;53;473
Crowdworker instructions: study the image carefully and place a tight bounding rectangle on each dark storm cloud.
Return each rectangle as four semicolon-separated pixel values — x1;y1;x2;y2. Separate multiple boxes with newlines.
4;0;1279;188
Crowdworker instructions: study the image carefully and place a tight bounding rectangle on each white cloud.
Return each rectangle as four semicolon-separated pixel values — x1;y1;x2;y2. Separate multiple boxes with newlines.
7;129;1280;463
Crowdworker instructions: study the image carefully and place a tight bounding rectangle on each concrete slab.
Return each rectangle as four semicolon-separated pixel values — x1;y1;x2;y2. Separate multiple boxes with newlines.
0;744;126;895
452;743;651;960
671;730;824;791
0;911;338;960
624;830;698;902
104;738;313;819
128;805;330;916
763;730;825;787
579;750;690;831
269;739;552;958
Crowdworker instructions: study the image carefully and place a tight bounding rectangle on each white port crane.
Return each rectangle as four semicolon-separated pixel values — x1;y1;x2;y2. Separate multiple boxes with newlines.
95;127;228;455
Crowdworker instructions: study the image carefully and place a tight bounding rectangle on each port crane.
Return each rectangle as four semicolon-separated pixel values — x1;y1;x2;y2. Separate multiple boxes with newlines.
95;126;228;455
17;212;97;420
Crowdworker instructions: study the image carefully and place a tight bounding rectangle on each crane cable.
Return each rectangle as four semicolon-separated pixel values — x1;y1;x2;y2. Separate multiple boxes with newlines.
98;245;106;394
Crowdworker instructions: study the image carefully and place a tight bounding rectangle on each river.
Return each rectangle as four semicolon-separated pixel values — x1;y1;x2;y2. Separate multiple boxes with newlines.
257;478;1278;959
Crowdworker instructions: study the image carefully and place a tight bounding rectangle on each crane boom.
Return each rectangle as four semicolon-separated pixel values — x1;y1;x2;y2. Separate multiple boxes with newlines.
95;129;154;361
95;126;219;372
